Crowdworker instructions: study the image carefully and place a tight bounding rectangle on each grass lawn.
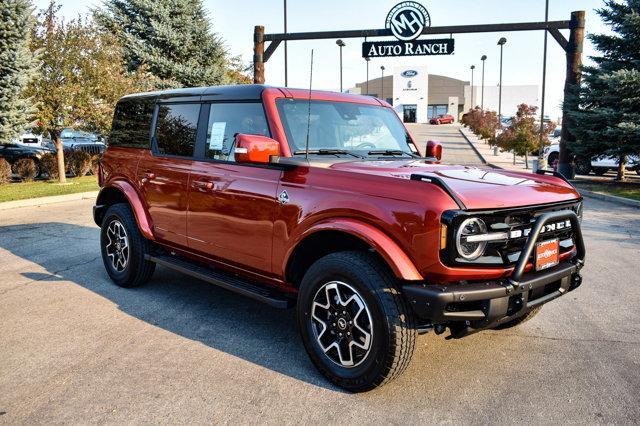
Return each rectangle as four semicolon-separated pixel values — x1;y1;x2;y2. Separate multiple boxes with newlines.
575;180;640;201
0;175;99;203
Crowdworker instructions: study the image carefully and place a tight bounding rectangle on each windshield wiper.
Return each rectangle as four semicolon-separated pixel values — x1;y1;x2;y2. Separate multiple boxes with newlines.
293;149;364;158
367;149;419;158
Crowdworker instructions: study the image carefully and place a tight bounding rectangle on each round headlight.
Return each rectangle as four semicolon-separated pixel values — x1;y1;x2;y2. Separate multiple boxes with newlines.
455;218;488;261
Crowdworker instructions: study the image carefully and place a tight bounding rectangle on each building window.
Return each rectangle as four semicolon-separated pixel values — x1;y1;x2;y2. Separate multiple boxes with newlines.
427;104;448;119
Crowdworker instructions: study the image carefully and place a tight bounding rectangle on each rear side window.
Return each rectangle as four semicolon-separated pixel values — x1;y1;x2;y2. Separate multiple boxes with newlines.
109;97;155;148
204;103;269;161
154;103;200;157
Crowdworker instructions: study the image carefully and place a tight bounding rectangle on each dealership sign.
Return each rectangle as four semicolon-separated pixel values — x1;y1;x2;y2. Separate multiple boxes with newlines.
363;2;454;58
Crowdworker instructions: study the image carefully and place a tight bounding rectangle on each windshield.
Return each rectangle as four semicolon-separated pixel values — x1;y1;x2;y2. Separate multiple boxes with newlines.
276;99;418;156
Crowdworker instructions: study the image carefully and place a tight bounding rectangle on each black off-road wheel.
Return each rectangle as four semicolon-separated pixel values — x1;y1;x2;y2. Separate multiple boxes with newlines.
100;203;155;288
494;306;542;330
297;251;416;392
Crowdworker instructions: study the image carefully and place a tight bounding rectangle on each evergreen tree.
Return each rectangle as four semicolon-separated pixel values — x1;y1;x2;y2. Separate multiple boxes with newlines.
0;0;37;143
566;0;640;181
95;0;245;87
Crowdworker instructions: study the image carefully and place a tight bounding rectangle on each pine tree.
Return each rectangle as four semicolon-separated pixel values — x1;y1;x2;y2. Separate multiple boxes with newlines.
0;0;37;143
94;0;245;87
566;0;640;181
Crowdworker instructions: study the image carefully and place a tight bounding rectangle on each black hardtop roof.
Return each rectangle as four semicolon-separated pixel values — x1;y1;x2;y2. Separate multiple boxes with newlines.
120;84;271;102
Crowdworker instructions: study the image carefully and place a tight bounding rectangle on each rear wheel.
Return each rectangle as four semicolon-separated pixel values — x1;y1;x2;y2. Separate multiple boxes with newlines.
100;203;155;287
297;251;416;392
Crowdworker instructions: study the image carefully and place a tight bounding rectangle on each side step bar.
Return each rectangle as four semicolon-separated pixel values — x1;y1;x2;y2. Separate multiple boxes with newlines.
145;255;293;309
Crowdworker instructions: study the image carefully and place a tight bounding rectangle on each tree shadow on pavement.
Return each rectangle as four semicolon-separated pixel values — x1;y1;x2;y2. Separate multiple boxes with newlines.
1;222;345;393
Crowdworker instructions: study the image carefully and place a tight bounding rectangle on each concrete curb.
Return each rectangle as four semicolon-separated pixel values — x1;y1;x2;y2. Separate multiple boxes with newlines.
457;128;487;165
574;188;640;209
0;190;98;211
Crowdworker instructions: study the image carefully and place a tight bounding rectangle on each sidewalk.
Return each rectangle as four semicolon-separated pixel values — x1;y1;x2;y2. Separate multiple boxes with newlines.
458;127;535;172
0;190;98;211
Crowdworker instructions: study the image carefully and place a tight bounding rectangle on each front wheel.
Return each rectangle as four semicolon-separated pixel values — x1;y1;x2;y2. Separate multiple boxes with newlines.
297;251;416;392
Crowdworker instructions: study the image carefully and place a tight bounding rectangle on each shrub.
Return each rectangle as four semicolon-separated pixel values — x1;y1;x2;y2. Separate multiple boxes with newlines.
66;150;92;177
0;158;12;184
90;154;101;176
39;152;59;180
12;158;37;182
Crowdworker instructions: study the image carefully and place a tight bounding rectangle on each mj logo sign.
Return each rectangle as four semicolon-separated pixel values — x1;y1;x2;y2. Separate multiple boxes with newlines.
363;2;453;58
386;2;431;41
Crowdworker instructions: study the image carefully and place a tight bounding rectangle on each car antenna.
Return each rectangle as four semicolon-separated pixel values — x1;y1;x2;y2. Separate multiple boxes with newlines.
304;49;314;160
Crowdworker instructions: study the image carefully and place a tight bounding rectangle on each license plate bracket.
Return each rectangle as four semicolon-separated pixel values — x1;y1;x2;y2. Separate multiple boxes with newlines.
535;238;560;271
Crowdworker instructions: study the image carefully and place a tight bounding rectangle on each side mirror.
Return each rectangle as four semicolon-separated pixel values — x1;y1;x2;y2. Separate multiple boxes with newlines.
426;140;443;161
234;134;280;164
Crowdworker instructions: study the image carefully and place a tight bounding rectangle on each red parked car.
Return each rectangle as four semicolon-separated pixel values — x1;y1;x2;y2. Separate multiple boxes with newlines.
430;114;455;124
94;85;585;392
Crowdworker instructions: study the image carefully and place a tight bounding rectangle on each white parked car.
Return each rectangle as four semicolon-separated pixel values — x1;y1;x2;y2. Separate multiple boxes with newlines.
543;141;640;175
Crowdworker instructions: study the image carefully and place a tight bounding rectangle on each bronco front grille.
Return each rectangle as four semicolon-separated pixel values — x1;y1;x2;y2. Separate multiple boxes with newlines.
440;200;582;267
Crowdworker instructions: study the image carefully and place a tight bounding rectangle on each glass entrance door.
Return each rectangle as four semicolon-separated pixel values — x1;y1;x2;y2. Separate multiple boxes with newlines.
403;105;417;123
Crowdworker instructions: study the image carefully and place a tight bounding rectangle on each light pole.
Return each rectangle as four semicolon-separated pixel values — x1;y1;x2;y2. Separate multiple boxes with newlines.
283;0;288;86
380;65;385;101
497;37;507;121
336;39;346;92
538;0;550;170
365;57;370;95
480;55;487;110
470;65;475;109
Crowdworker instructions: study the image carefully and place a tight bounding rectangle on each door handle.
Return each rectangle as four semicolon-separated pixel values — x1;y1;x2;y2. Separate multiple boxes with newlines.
193;180;215;190
141;172;155;183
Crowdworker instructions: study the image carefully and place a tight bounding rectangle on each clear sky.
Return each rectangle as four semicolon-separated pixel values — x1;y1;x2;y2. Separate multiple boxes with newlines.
35;0;609;119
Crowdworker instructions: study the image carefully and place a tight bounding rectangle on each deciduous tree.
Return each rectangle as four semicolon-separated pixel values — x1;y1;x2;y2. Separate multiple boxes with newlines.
27;2;164;183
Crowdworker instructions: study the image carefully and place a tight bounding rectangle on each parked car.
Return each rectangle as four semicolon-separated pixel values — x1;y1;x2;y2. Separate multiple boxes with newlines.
543;142;640;175
60;128;106;155
94;85;585;392
429;114;454;125
0;142;55;177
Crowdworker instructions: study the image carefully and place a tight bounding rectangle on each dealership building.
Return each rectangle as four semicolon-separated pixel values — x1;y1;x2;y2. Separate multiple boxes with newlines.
347;66;539;124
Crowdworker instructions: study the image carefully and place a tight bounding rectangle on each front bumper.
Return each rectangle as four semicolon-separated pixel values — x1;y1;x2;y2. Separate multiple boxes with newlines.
403;209;585;338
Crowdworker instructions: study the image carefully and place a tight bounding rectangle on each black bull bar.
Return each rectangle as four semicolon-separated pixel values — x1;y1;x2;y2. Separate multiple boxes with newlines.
403;210;586;337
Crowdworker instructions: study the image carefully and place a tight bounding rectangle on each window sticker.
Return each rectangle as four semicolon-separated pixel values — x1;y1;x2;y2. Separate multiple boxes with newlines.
209;122;226;150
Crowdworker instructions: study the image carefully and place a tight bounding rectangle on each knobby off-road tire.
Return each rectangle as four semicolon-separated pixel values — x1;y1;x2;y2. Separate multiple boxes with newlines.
100;203;155;288
494;306;543;330
297;251;416;392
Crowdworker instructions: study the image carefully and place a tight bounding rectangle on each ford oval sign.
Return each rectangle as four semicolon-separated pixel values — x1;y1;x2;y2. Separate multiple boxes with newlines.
386;2;431;41
401;70;418;78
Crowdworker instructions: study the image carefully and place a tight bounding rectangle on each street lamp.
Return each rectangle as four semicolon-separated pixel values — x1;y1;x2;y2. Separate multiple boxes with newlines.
470;65;475;109
365;57;370;95
380;65;386;101
336;39;346;92
480;55;487;110
497;37;507;122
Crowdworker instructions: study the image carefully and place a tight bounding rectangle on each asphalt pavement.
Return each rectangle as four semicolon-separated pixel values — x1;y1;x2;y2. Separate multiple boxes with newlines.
408;123;484;165
0;196;639;424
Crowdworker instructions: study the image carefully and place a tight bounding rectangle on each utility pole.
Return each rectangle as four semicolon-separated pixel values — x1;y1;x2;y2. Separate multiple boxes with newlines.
283;0;288;86
538;0;549;170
